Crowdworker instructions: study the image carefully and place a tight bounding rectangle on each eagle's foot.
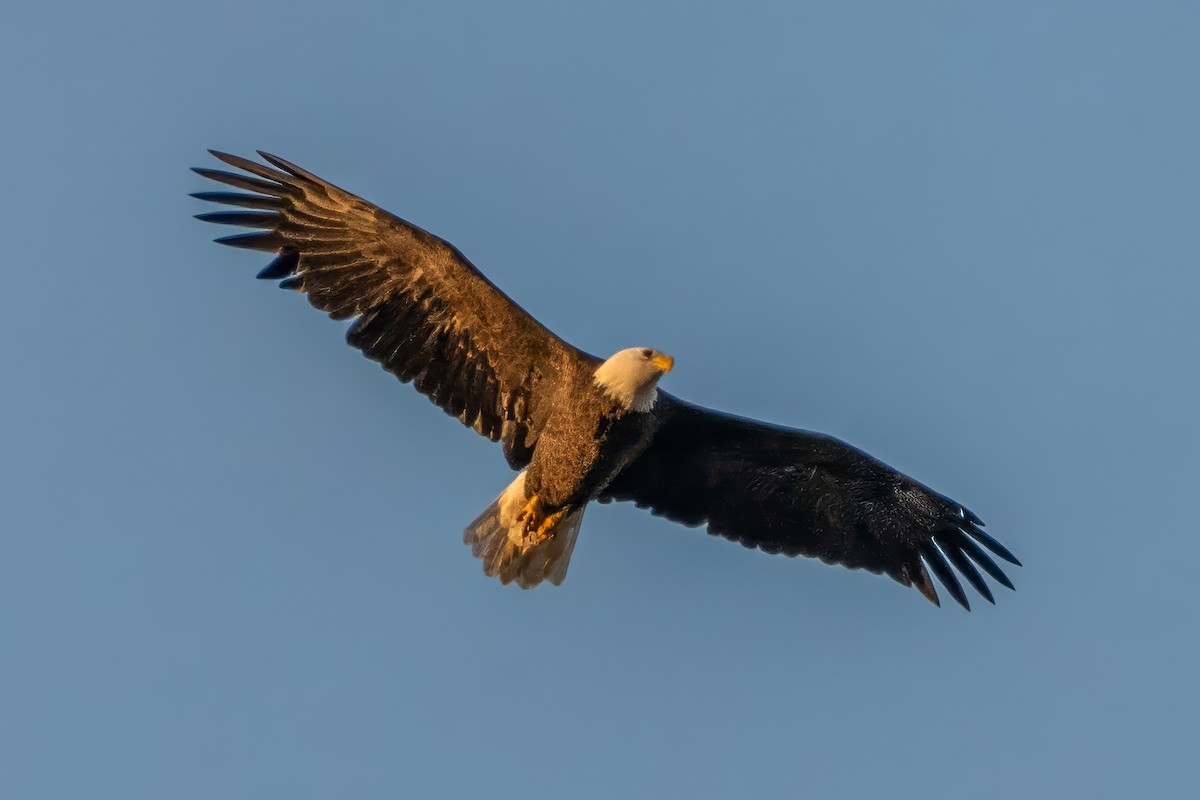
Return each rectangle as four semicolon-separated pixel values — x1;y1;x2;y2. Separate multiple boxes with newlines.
515;494;544;530
525;508;566;546
514;494;563;546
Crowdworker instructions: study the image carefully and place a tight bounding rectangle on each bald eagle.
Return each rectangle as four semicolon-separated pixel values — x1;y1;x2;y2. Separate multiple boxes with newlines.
193;151;1019;609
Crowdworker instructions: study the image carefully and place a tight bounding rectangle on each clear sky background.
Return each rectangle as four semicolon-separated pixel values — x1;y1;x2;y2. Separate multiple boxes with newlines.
2;2;1197;797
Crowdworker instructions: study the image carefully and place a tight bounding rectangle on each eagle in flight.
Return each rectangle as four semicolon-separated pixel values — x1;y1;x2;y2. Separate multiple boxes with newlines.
193;150;1020;609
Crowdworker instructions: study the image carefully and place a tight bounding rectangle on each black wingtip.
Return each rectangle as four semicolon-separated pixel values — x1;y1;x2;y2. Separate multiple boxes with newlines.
971;575;996;605
941;539;996;605
257;249;299;279
963;524;1022;566
214;232;279;251
207;150;295;183
207;149;245;166
189;191;281;209
192;166;284;194
195;210;277;227
257;151;321;182
922;544;970;611
956;534;1015;591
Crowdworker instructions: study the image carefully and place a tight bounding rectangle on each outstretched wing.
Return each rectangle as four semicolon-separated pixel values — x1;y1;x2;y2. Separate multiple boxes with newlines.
193;151;599;467
600;395;1019;608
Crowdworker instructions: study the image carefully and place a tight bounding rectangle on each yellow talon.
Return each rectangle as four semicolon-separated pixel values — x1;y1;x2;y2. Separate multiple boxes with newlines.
526;508;566;546
516;494;543;527
511;492;565;547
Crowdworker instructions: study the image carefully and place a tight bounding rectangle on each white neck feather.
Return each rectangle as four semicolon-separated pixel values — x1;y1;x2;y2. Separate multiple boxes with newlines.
598;381;659;413
594;357;661;412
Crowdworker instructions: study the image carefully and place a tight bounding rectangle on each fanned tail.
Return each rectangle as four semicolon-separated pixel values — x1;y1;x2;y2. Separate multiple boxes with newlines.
463;472;584;588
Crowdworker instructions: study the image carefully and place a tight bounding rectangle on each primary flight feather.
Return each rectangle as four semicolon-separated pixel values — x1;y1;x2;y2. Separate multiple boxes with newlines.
193;150;1020;608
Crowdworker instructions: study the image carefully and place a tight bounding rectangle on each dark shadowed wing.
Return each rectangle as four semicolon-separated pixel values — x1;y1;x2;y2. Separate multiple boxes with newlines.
193;151;599;467
600;395;1020;608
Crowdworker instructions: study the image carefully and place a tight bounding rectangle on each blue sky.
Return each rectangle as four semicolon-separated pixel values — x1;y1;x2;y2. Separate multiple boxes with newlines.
2;2;1198;797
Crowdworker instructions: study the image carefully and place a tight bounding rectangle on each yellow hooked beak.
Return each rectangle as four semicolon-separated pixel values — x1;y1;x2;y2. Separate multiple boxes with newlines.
652;354;675;374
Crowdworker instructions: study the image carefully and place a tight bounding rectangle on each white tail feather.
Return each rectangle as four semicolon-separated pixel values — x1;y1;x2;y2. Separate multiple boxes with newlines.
462;472;584;588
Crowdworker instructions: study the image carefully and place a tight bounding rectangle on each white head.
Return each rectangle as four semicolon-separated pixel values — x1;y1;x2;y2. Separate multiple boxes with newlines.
593;347;675;412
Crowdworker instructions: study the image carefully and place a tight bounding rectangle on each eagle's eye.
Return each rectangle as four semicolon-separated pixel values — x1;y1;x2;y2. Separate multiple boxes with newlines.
641;348;653;359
